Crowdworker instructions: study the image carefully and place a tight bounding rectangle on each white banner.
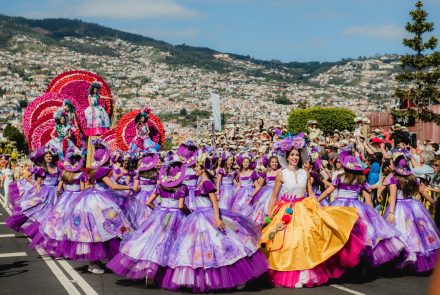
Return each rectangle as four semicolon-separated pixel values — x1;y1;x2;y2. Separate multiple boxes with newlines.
210;93;222;131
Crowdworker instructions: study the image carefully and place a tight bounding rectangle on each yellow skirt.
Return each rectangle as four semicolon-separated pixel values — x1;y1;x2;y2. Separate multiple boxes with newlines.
261;197;360;271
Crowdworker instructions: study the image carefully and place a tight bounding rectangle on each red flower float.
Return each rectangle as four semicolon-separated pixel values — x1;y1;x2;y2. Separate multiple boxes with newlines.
115;109;165;151
45;70;114;134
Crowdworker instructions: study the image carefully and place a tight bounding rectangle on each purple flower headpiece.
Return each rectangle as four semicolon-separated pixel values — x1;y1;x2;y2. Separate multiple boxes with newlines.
273;133;306;153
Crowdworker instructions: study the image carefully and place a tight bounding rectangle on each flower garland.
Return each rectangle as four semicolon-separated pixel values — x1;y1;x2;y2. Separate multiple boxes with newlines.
29;118;56;152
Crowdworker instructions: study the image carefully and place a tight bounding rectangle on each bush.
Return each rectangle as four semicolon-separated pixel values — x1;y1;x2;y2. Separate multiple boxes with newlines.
275;96;292;105
288;107;356;135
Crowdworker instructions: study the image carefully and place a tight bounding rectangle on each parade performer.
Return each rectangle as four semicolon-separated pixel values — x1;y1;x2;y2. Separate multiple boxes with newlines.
107;152;189;285
383;154;440;272
177;140;199;211
216;151;238;210
84;82;111;136
318;149;407;268
48;110;77;159
161;153;267;292
60;139;133;274
230;151;261;212
123;151;159;229
260;134;366;288
31;147;86;256
129;107;160;152
245;151;280;224
8;161;34;210
18;145;60;239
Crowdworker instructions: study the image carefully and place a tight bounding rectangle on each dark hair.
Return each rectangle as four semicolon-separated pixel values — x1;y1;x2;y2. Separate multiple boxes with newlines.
395;174;418;197
127;159;138;172
339;170;367;185
41;152;57;174
135;113;149;125
285;148;303;168
139;169;158;179
432;143;439;152
268;156;281;170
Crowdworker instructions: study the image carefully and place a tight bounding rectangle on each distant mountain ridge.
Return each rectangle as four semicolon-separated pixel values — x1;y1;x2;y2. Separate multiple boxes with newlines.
0;13;350;81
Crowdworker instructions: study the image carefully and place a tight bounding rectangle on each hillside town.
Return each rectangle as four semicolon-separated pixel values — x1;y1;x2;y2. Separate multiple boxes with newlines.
0;34;402;142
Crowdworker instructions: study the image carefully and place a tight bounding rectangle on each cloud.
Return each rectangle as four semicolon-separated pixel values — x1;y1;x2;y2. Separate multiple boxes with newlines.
343;24;407;40
23;0;202;20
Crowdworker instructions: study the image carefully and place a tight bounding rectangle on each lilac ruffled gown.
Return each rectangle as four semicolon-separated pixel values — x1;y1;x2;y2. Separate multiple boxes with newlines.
123;176;157;230
245;173;278;224
383;175;440;272
59;167;132;261
184;167;198;211
162;180;267;292
330;177;407;267
31;172;86;256
8;167;59;238
230;170;259;212
217;168;237;210
107;185;188;281
8;172;35;211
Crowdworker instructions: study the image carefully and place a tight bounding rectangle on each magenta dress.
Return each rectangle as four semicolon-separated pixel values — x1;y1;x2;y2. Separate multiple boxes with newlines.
383;175;440;272
107;185;188;282
161;180;267;292
330;177;407;267
217;168;237;210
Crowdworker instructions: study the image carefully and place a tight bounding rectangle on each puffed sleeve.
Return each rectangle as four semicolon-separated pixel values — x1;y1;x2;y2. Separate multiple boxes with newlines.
383;174;397;186
250;170;259;180
201;180;216;194
332;176;341;187
94;167;111;180
80;172;89;183
177;184;189;199
34;167;46;178
217;168;225;176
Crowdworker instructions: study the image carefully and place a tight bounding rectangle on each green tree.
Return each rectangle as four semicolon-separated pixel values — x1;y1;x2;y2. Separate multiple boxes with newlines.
395;1;440;124
3;124;29;154
179;108;188;116
288;107;356;135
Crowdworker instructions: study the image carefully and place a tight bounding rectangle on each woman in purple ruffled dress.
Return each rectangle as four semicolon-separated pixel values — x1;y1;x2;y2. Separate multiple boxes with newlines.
245;152;280;225
31;147;86;256
318;150;407;268
123;151;159;229
162;153;267;292
177;140;199;211
8;161;35;211
107;153;189;285
59;139;134;274
230;152;262;212
383;154;440;272
12;145;60;239
216;152;237;210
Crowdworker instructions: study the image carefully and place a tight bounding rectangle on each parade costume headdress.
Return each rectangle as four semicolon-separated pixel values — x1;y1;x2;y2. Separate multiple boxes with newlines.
236;151;255;168
135;107;151;125
63;147;85;173
111;149;124;164
338;148;368;173
91;139;110;169
138;151;159;172
177;140;198;167
261;150;279;169
159;152;186;188
197;153;213;173
273;133;308;168
393;154;412;176
88;81;102;95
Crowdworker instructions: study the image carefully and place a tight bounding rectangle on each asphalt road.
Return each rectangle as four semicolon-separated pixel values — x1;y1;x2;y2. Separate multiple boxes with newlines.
0;187;433;295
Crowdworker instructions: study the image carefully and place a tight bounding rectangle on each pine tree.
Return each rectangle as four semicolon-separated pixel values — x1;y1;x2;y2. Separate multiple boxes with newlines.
395;1;440;124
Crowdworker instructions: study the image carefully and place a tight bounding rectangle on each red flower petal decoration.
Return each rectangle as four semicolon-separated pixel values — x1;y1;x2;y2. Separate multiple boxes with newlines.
45;70;114;134
115;109;165;151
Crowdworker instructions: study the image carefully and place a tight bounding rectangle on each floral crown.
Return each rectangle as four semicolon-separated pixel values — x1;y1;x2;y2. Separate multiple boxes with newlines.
273;133;306;153
140;107;151;117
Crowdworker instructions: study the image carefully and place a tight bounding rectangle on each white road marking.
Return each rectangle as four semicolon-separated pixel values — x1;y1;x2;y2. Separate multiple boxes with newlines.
0;234;16;238
0;196;99;295
0;252;28;258
331;284;367;295
0;221;6;224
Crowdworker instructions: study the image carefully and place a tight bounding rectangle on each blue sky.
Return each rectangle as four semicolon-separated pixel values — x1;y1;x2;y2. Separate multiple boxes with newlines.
1;0;439;62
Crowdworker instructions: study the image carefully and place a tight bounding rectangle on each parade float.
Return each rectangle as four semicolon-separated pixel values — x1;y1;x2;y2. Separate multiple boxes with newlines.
23;70;165;164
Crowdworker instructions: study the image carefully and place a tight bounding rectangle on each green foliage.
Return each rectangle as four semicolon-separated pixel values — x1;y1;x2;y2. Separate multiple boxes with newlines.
159;109;211;128
274;95;293;105
288;107;356;135
3;124;29;154
395;1;440;124
18;99;28;108
162;138;174;151
179;108;188;116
